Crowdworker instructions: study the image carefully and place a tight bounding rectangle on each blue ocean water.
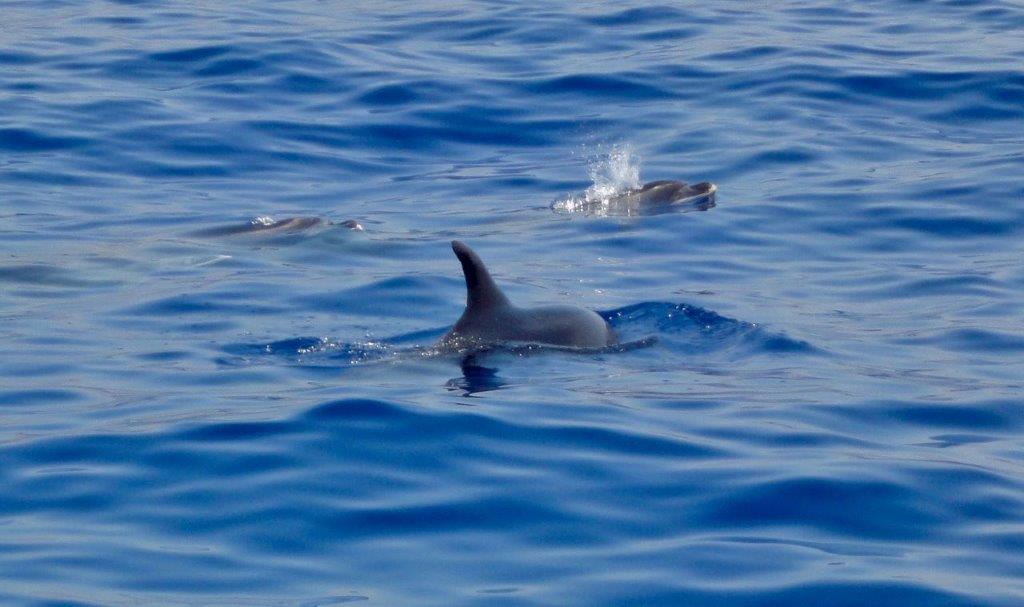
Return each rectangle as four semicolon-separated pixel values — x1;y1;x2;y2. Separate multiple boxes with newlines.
2;1;1023;605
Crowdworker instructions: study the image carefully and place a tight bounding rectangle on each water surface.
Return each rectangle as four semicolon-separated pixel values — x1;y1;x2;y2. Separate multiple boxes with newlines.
2;1;1023;605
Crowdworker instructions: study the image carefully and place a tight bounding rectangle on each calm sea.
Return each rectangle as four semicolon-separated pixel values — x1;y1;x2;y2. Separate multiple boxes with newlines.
2;1;1023;605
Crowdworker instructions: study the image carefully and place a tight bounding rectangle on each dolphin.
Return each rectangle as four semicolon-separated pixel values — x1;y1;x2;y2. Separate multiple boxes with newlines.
438;241;615;350
192;217;363;238
609;180;716;207
555;179;716;216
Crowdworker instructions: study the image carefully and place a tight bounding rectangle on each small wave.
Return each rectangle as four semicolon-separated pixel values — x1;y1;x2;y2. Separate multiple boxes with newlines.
220;336;395;368
604;302;815;357
220;301;809;373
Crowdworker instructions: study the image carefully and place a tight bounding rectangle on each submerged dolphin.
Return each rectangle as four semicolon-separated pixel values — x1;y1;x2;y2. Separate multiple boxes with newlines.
192;217;363;238
439;241;614;350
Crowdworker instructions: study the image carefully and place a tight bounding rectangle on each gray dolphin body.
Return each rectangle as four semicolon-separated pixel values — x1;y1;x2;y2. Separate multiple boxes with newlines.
193;217;362;238
439;241;614;350
553;179;716;217
608;180;716;208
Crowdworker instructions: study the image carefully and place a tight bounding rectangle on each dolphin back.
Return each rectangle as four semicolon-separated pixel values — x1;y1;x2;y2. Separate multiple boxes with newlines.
442;241;614;350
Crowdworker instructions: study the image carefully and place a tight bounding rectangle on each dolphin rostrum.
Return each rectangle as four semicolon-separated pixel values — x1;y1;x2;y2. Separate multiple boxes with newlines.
439;241;615;350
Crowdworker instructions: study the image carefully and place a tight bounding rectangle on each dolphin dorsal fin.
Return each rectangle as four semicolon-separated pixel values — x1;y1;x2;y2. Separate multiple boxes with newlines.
451;240;511;310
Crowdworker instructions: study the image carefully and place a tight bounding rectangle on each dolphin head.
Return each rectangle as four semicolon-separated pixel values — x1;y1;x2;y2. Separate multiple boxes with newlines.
629;180;717;209
635;180;690;204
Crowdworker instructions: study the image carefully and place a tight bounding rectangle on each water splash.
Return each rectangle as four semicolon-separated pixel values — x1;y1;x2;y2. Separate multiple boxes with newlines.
584;143;642;202
553;143;643;213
